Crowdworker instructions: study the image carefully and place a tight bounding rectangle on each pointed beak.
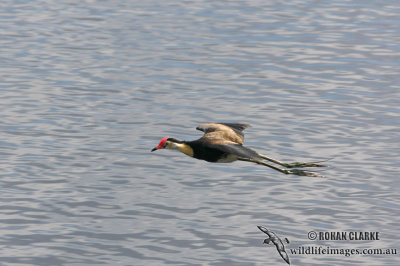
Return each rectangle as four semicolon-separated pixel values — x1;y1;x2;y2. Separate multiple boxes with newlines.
151;147;157;152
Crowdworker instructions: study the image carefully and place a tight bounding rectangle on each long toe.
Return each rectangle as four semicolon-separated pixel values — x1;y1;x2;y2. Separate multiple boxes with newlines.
283;161;326;168
289;169;325;178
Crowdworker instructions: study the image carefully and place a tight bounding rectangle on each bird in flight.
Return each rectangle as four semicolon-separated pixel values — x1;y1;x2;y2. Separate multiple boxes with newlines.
257;225;291;265
151;123;325;177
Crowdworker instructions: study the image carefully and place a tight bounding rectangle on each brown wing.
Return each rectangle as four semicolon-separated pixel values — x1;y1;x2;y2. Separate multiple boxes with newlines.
196;123;251;144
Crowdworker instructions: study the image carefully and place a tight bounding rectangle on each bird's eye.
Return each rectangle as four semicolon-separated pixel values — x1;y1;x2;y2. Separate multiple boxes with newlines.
164;141;169;147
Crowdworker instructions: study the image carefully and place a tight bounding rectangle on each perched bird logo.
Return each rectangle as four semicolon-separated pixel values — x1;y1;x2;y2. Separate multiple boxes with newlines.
257;226;290;265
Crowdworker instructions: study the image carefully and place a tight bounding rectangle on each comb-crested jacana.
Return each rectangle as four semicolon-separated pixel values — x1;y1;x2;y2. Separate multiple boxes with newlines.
151;123;325;177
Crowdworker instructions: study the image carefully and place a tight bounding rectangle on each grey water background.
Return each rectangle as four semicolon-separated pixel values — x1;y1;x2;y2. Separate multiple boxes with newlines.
1;0;399;265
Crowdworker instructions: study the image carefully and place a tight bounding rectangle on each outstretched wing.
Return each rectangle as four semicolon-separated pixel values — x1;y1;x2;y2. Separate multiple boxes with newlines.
257;225;270;235
196;123;251;144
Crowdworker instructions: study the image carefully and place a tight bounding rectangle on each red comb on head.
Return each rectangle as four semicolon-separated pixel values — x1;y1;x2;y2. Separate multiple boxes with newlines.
156;137;169;149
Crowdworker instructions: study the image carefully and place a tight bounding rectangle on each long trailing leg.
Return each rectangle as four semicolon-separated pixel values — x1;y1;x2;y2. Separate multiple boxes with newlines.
237;158;323;177
257;153;327;168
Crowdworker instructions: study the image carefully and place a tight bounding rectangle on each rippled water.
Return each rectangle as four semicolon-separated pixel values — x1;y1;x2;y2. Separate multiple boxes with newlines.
1;0;399;265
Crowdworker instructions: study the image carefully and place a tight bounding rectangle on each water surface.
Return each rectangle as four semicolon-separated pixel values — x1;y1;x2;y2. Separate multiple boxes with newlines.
1;0;399;265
